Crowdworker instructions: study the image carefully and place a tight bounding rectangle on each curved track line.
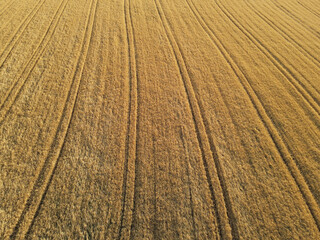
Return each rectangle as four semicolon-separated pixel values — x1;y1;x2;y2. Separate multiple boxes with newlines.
278;0;320;29
0;0;68;125
6;0;98;238
215;0;320;118
0;0;45;67
297;1;320;19
180;127;201;240
153;0;235;239
0;0;16;17
151;136;162;239
267;0;320;38
188;0;320;230
244;0;320;68
277;0;320;36
118;0;138;238
242;0;320;98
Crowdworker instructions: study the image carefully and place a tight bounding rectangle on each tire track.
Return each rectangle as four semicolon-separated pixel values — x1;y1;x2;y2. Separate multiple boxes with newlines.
215;0;320;118
151;136;160;240
6;0;98;238
118;0;138;238
244;0;320;68
0;0;45;67
297;1;320;19
268;0;320;38
0;0;68;125
187;0;320;230
179;127;199;240
279;0;320;32
0;0;16;17
279;0;320;27
242;0;320;97
153;0;234;239
185;161;197;240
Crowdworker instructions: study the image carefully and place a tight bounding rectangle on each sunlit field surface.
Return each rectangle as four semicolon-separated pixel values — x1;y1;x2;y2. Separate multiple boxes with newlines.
0;0;319;238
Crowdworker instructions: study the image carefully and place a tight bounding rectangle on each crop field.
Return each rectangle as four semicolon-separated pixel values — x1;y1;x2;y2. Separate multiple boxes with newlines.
0;0;319;239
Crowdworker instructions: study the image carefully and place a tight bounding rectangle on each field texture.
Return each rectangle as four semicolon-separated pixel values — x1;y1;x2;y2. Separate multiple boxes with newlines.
0;0;320;239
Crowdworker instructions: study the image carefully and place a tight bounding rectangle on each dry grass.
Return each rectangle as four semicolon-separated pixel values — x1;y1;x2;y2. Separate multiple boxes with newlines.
0;0;319;239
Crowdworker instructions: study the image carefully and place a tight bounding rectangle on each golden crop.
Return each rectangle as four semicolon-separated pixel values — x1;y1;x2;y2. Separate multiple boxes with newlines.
0;0;319;238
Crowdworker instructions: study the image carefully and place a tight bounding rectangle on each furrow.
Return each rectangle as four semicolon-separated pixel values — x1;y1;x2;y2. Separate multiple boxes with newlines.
215;0;320;118
0;0;68;125
188;0;320;230
0;0;45;67
118;0;138;238
0;0;15;17
244;0;320;68
6;0;97;238
153;0;234;239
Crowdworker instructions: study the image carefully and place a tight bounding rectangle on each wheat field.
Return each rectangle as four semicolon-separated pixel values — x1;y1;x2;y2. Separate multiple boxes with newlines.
0;0;319;239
